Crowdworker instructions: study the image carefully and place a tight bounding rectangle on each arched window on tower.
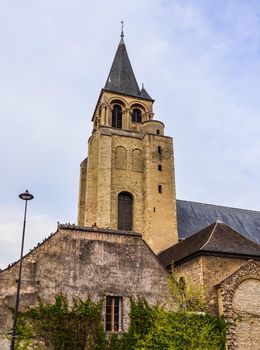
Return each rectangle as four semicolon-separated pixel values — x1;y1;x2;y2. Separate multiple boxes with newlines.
112;105;122;128
132;108;142;123
118;192;133;231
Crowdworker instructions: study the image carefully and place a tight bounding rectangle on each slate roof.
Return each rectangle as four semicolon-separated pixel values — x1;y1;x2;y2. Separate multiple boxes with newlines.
177;199;260;244
139;86;153;100
104;37;153;100
158;221;260;268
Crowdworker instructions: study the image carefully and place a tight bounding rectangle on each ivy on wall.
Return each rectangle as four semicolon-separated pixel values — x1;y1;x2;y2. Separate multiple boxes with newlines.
10;269;226;350
167;266;208;312
131;305;226;350
114;298;226;350
12;295;105;350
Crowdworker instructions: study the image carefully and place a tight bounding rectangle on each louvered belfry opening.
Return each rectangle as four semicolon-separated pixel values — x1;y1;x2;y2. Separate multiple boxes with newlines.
118;192;133;230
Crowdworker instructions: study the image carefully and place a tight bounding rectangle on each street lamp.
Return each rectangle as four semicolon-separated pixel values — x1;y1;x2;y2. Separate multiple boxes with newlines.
10;190;34;350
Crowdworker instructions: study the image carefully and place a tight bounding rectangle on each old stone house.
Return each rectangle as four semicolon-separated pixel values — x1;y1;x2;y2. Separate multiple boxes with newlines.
1;30;260;349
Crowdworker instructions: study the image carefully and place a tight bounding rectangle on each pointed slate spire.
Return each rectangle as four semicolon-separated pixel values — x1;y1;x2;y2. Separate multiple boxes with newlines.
104;26;153;100
139;83;153;100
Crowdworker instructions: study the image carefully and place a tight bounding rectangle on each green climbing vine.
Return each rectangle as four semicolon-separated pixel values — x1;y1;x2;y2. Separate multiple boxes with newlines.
167;265;208;312
13;294;105;350
11;267;226;349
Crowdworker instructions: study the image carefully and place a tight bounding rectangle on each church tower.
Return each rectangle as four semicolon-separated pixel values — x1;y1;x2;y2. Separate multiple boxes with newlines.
78;30;178;253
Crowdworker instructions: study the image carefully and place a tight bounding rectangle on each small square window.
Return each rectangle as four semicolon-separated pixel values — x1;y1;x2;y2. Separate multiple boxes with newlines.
105;296;122;332
158;164;162;171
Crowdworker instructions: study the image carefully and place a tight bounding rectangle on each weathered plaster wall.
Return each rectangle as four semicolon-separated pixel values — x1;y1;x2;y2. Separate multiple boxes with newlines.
0;226;169;349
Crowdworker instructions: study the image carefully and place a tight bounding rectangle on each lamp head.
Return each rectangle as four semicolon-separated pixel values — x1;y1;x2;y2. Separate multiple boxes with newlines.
19;190;34;201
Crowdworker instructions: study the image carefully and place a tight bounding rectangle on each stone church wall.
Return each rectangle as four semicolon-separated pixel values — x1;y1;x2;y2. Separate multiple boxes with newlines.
110;132;145;234
174;256;204;287
201;255;248;314
175;257;260;349
142;133;178;253
217;260;260;350
78;86;178;254
0;225;169;349
175;255;249;314
232;278;260;350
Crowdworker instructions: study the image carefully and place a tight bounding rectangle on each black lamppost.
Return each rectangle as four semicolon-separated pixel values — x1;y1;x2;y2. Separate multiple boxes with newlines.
10;190;34;350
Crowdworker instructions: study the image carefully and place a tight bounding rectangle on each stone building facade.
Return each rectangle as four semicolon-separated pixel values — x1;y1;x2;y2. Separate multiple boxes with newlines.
0;225;168;349
158;221;260;349
1;30;260;349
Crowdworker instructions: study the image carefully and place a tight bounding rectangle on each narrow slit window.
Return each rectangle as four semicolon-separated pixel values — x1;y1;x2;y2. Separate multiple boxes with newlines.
158;164;162;171
156;129;160;135
158;185;162;193
158;146;162;154
105;296;122;332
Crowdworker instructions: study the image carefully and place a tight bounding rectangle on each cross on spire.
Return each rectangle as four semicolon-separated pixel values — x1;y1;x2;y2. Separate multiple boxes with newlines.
120;21;124;42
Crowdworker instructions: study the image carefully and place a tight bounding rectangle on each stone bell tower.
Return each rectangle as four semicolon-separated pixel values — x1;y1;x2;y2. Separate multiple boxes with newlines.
78;30;178;253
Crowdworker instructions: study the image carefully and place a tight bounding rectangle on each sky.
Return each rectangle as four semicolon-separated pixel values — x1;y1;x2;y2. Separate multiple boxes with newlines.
0;0;260;269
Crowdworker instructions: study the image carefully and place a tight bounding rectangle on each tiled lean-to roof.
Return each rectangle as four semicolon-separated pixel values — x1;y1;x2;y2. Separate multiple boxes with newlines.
158;221;260;268
177;199;260;244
